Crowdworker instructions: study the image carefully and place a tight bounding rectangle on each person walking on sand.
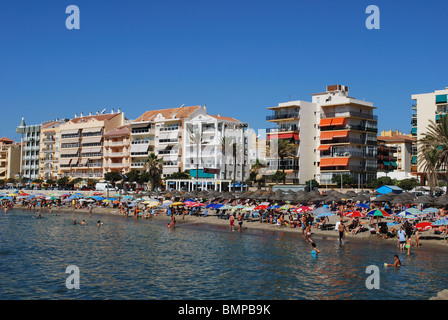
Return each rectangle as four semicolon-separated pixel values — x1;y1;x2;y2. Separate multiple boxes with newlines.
229;214;235;232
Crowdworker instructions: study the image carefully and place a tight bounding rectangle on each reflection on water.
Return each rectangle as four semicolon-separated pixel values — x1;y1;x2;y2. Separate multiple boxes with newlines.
0;209;446;300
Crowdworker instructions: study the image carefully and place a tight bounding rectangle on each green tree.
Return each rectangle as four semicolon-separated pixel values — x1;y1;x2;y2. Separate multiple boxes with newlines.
144;153;163;191
166;171;190;180
276;139;296;184
220;136;234;180
249;159;266;190
190;131;205;188
270;170;286;184
332;174;355;188
57;176;69;188
396;178;420;191
104;172;122;189
419;146;440;196
305;179;320;190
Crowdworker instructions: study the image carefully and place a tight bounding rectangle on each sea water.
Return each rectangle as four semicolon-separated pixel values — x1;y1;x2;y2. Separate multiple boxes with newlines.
0;209;446;300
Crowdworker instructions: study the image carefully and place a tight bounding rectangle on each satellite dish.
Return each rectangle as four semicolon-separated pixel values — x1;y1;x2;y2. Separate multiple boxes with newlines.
100;109;106;114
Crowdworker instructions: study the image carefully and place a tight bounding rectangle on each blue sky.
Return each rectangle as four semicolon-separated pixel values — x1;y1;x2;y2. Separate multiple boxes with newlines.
1;0;447;141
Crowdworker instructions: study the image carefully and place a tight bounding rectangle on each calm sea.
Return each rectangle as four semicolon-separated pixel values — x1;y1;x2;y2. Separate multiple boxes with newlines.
0;209;446;300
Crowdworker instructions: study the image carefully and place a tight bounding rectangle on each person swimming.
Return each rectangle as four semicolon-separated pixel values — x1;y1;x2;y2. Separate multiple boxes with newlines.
385;255;402;267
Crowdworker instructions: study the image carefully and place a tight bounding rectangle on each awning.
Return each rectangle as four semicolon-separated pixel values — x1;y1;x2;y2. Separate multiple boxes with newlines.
61;129;80;135
293;133;299;141
80;158;88;166
333;158;349;166
60;149;79;156
267;133;293;140
320;158;335;167
81;147;102;154
383;161;390;166
81;127;102;134
319;119;333;127
60;159;71;165
318;145;331;151
332;130;348;138
71;158;79;165
82;136;102;144
320;132;334;140
331;117;345;126
131;144;141;153
131;122;151;129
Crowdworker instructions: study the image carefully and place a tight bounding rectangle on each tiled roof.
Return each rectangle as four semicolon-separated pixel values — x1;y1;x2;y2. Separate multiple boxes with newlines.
209;115;240;122
104;125;130;137
0;137;13;143
135;106;201;122
70;114;120;124
377;135;416;143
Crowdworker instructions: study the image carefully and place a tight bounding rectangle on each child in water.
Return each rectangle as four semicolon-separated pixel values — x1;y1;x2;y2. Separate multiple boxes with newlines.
311;242;320;257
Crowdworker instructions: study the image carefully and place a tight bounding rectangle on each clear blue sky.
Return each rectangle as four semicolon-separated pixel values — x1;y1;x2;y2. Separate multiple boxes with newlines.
1;0;447;141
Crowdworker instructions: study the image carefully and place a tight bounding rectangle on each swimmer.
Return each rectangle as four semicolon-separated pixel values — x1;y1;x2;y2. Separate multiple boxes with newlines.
73;219;77;225
311;242;320;257
385;255;402;267
81;220;86;226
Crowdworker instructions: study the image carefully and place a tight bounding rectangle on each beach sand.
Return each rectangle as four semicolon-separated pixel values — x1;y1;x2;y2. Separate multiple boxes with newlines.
23;204;448;251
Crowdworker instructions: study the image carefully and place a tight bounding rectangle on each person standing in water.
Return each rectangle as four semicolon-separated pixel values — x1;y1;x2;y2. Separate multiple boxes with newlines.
229;214;235;232
338;221;347;245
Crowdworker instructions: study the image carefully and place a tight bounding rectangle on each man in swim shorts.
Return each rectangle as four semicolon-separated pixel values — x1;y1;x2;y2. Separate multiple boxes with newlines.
229;214;235;231
238;213;243;232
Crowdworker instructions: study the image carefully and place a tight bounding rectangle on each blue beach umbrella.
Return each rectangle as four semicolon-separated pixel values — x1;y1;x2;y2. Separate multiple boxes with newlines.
355;203;370;209
312;207;333;216
317;212;335;218
396;211;418;219
432;219;448;226
423;208;438;214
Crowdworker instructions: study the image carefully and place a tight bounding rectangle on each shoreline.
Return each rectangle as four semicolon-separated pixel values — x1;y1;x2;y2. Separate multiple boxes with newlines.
19;204;448;252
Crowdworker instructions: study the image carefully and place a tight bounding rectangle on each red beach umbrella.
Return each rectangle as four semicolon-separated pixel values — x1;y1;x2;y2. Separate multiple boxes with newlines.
414;222;433;231
344;211;365;218
254;204;269;210
295;206;312;213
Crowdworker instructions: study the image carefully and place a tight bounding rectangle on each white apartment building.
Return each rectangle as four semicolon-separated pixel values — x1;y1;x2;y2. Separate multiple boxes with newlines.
131;105;207;177
411;87;448;178
183;113;249;183
266;85;378;186
16;118;41;180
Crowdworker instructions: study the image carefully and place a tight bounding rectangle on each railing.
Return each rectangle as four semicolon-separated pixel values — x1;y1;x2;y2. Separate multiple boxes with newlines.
157;150;179;155
266;126;299;133
159;126;179;131
266;113;299;121
107;163;128;168
320;151;377;158
104;152;129;158
322;111;378;121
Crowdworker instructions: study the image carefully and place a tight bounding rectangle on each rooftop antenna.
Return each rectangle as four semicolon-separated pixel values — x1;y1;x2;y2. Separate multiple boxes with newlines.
180;104;185;108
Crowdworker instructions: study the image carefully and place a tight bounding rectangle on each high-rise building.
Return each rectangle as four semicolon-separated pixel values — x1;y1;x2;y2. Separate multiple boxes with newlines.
183;113;249;182
58;110;126;181
16;118;41;180
39;119;69;181
266;85;378;186
132;105;206;177
411;87;448;180
0;137;21;182
103;125;131;175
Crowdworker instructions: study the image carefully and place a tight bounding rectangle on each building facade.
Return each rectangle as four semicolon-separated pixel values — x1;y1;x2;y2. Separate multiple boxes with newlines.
39;120;69;181
103;125;131;175
266;85;378;186
16;118;41;180
411;87;448;179
58;111;125;181
0;137;21;181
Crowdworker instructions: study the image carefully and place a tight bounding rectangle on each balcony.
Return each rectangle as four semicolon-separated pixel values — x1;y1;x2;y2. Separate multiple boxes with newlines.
266;125;299;133
322;111;377;121
266;113;299;121
320;151;376;158
106;163;128;168
104;152;129;158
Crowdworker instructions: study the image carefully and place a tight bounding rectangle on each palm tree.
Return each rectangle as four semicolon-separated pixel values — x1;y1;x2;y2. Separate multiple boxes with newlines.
220;136;234;180
144;153;163;191
276;139;296;184
250;158;266;190
231;141;243;192
419;146;439;196
419;115;448;186
190;131;204;190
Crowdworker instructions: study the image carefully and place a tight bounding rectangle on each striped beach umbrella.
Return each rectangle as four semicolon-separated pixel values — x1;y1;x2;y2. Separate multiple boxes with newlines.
366;209;390;217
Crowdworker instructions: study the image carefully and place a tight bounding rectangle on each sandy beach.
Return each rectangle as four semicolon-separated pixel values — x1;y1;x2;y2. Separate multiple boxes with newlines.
23;203;448;252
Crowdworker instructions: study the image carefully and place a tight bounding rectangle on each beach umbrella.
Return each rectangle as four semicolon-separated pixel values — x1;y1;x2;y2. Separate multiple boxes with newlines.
312;207;333;216
232;204;246;210
170;202;184;207
93;192;103;196
405;208;423;216
344;211;365;218
414;222;433;231
279;204;296;210
295;206;312;213
432;219;448;226
254;204;269;210
423;207;438;214
366;209;390;217
242;206;255;211
355;203;370;209
317;212;335;219
396;210;418;219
